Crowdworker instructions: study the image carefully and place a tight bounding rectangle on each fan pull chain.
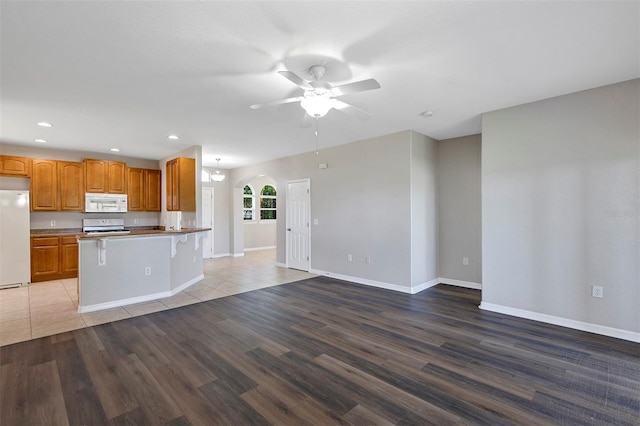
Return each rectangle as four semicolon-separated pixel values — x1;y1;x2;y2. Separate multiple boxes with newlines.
314;117;319;156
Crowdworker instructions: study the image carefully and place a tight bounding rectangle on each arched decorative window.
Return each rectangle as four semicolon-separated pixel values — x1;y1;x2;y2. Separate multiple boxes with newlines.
201;169;211;183
243;185;255;220
260;185;277;220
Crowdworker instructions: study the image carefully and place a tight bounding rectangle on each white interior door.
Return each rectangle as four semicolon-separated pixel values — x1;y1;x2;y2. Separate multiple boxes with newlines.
286;179;310;271
201;187;214;259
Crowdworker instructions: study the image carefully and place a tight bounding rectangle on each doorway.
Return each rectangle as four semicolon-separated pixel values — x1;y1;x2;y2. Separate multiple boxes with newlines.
286;179;310;271
202;187;214;259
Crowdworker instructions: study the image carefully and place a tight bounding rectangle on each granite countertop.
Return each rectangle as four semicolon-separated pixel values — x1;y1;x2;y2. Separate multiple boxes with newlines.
76;227;211;239
31;226;210;238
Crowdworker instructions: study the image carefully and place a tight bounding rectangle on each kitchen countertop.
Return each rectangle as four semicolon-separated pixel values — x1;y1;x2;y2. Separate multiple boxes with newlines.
77;228;210;239
31;227;210;239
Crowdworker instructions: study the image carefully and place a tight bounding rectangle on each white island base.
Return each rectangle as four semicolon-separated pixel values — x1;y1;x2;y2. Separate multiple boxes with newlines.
77;231;207;313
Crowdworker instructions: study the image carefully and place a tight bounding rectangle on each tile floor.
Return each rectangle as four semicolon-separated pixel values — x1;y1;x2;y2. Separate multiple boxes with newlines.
0;249;314;346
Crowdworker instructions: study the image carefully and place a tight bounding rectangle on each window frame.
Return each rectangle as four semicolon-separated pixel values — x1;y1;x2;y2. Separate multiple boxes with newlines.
259;185;277;222
243;184;256;222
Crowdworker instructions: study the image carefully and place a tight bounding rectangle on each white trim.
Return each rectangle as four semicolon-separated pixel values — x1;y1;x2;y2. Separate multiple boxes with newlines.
438;277;482;290
276;262;287;268
244;246;276;252
171;274;203;295
79;291;172;313
479;302;640;343
412;278;440;293
310;269;438;294
232;252;245;257
79;274;203;313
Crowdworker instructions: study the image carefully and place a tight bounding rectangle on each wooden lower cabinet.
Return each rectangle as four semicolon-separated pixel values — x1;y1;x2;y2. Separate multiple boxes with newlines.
60;237;79;276
31;236;78;282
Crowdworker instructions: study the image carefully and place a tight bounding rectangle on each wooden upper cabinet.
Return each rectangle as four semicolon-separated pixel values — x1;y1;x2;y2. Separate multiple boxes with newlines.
31;159;58;211
84;159;126;193
0;155;32;177
84;159;107;193
58;161;84;211
166;157;195;212
107;161;126;193
144;169;161;212
127;167;161;212
127;167;145;211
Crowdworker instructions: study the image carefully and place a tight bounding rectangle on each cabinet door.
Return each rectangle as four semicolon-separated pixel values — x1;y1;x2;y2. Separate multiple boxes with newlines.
31;159;58;211
31;237;60;281
85;159;107;193
59;161;84;211
0;155;32;177
107;161;127;194
166;159;176;211
144;169;161;212
127;167;144;211
60;237;78;275
177;157;196;211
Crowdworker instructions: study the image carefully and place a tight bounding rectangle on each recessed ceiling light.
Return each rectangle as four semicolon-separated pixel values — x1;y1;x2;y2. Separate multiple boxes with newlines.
34;139;47;143
419;110;434;118
37;122;53;127
168;135;179;140
110;148;120;152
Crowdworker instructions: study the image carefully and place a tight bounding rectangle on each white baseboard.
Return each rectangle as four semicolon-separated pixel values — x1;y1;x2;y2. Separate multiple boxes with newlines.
79;274;204;314
276;262;287;268
171;274;203;295
310;269;435;294
438;277;482;290
411;278;440;293
244;246;276;252
232;252;245;257
79;290;173;313
479;302;640;343
212;253;230;259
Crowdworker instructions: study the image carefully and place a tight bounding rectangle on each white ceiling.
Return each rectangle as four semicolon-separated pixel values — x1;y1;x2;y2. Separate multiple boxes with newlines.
1;1;638;168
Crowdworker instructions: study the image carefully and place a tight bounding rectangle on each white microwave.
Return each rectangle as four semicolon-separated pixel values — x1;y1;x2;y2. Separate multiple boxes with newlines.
85;193;128;213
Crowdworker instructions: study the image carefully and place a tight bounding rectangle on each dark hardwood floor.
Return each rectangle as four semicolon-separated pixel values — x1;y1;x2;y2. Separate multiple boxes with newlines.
1;277;639;425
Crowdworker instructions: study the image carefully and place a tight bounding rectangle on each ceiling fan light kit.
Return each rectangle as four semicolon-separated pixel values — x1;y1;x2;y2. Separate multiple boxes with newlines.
250;64;380;121
300;95;335;118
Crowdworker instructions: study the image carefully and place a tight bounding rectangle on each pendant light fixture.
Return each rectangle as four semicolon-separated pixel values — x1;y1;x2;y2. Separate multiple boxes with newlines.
212;158;225;182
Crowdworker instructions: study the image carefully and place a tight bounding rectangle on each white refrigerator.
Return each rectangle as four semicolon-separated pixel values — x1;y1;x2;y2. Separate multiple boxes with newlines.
0;190;31;287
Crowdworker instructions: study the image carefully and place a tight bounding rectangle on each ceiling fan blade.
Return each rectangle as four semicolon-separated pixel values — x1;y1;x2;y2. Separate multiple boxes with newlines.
331;78;381;96
300;112;315;128
250;96;303;109
333;100;372;121
278;70;313;90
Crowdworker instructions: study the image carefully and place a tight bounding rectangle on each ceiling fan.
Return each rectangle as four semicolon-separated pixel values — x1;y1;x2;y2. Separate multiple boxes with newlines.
250;65;381;123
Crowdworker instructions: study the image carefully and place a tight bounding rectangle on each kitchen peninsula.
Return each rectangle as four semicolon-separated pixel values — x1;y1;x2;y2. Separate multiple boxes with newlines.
77;228;209;313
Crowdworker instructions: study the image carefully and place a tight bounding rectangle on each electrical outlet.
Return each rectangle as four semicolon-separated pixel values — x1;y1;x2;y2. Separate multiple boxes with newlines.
134;218;139;225
592;285;603;298
347;254;352;262
145;267;151;276
50;220;56;227
463;257;469;266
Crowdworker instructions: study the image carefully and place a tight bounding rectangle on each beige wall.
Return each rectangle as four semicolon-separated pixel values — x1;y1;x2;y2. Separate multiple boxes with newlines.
437;134;482;285
229;130;438;292
481;79;639;339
